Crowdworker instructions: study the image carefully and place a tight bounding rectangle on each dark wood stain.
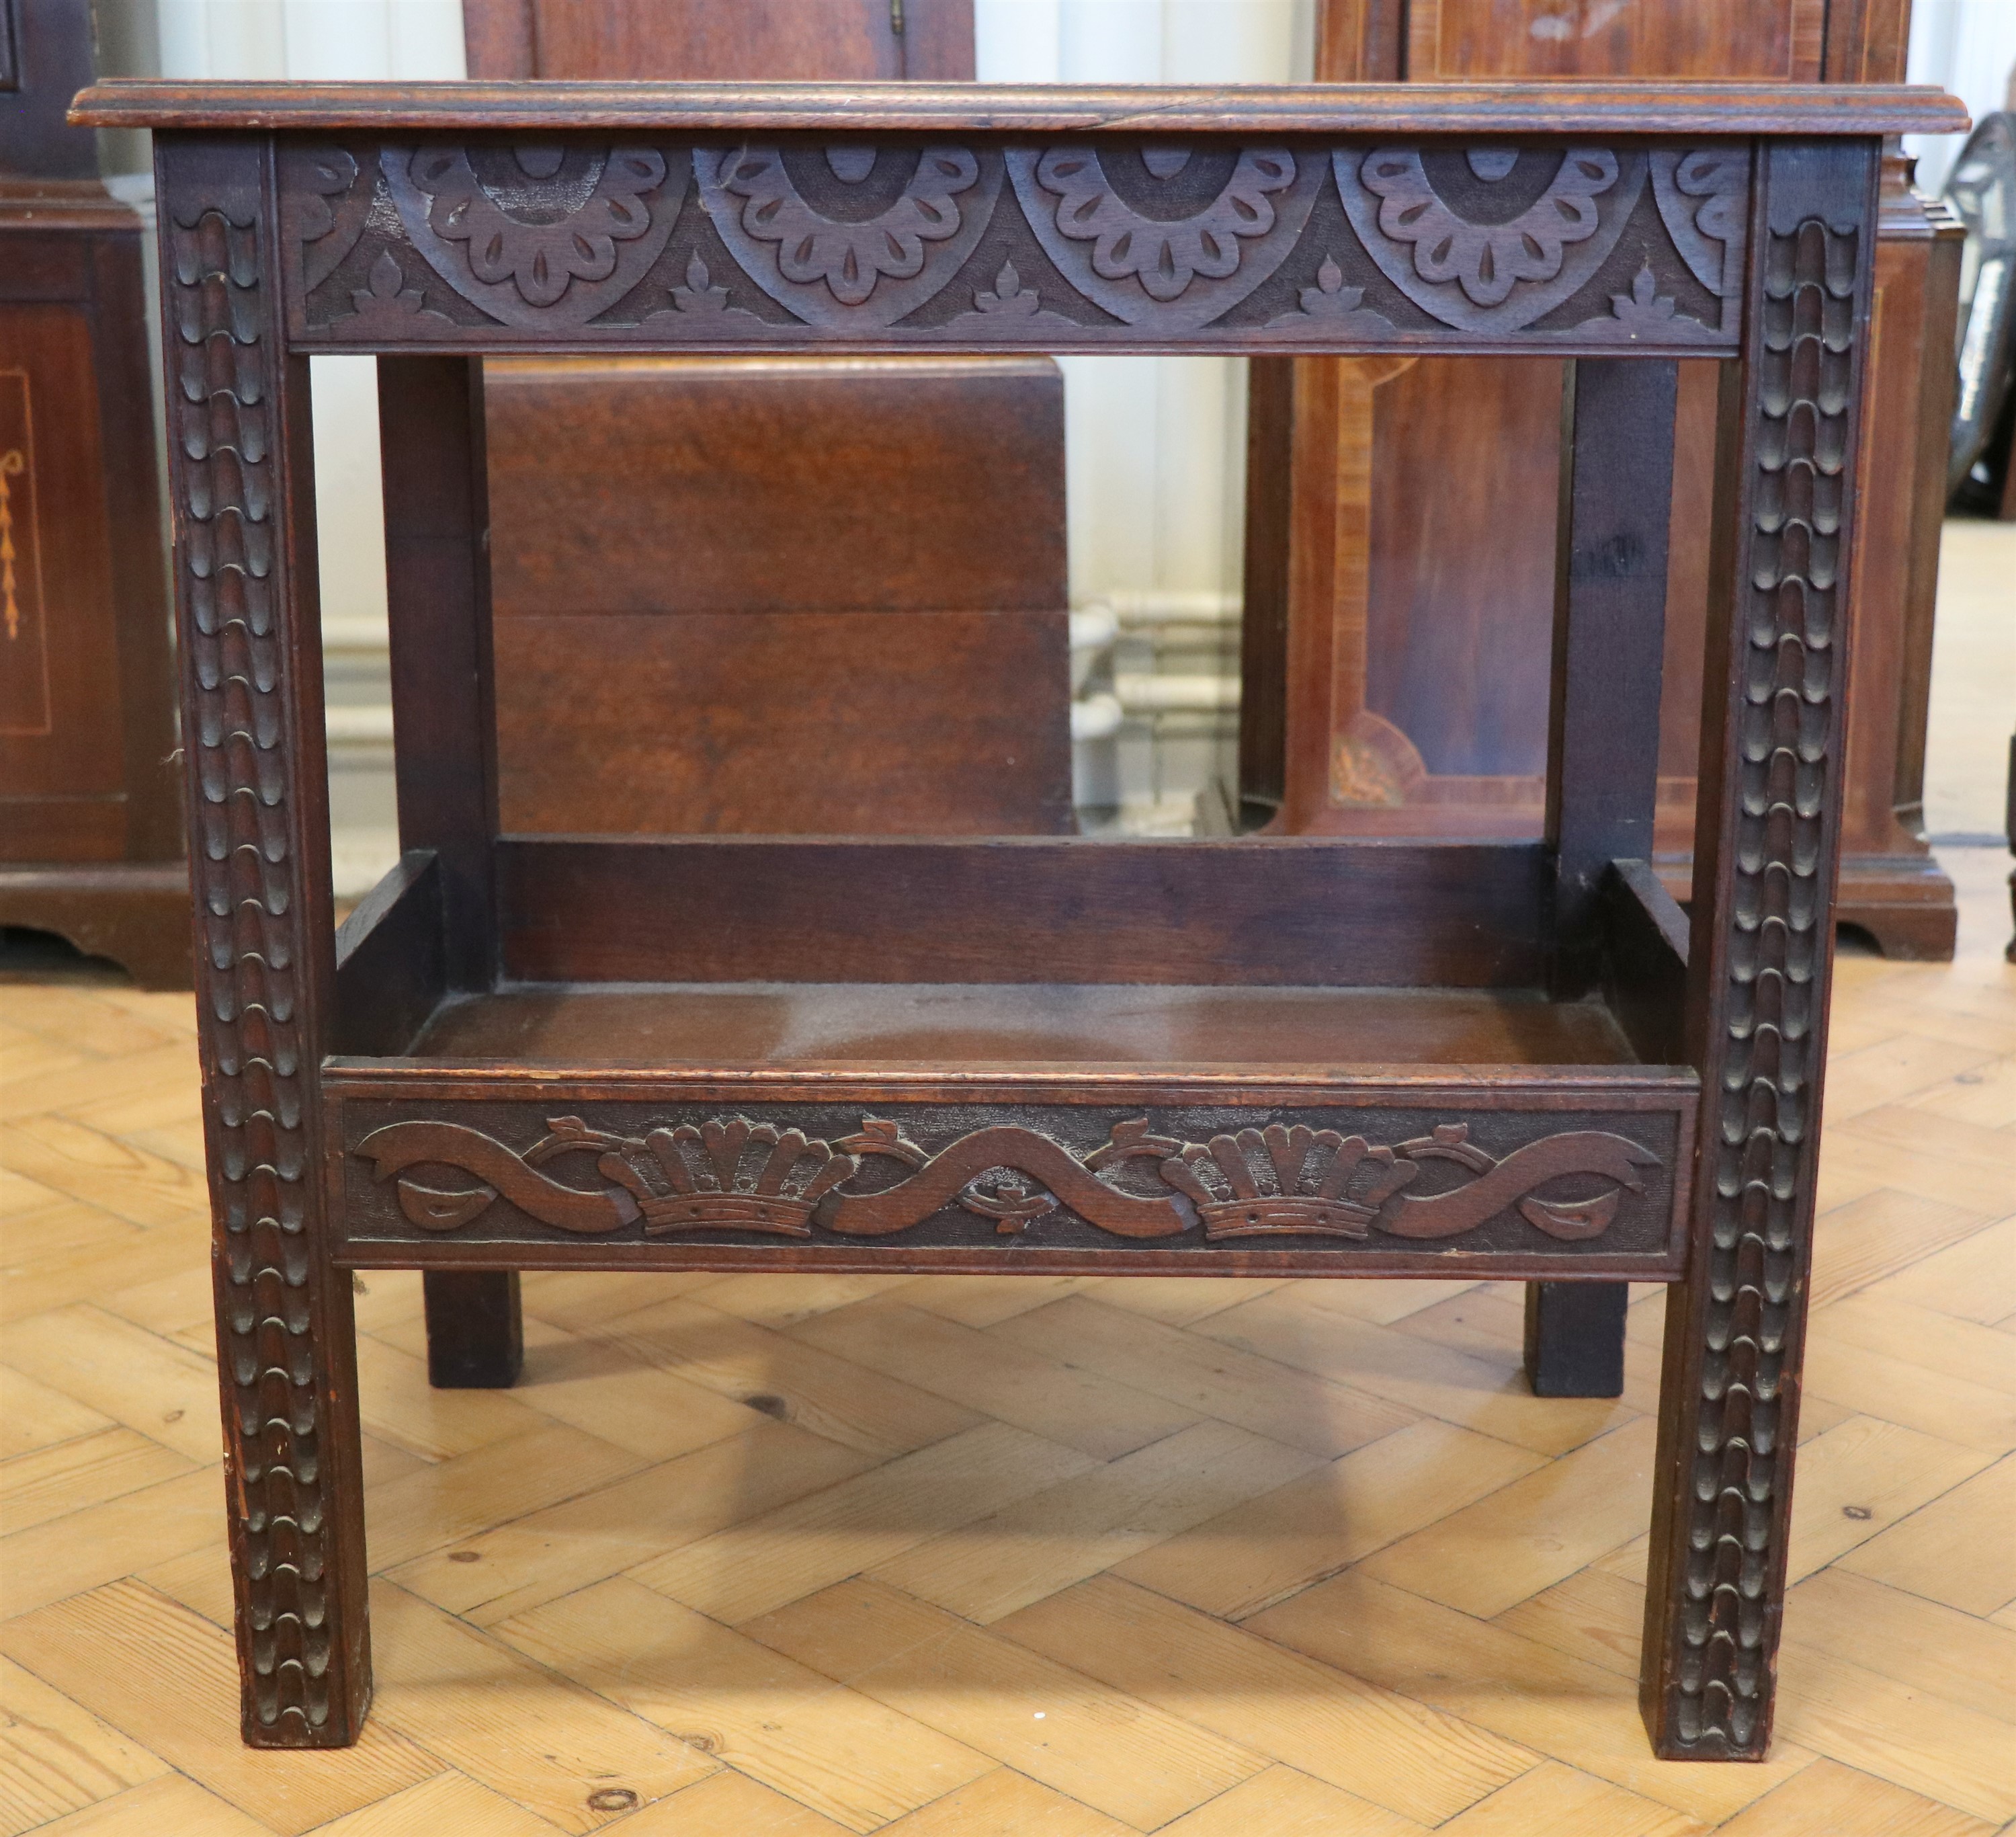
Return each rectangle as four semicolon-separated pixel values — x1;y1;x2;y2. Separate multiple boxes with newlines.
124;81;1923;1767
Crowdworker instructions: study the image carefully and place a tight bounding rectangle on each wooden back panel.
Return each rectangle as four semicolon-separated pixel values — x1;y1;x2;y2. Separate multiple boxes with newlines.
463;0;974;84
485;355;1073;836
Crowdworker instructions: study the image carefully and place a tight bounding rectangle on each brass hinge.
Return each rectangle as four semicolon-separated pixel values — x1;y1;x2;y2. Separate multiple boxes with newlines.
891;0;905;34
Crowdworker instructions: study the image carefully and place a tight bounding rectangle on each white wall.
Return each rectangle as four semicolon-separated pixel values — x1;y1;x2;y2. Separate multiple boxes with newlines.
1906;0;2016;194
155;0;465;83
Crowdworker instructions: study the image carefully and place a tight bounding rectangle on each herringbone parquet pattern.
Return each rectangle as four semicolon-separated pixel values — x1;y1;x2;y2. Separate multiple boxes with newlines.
2;850;2011;1837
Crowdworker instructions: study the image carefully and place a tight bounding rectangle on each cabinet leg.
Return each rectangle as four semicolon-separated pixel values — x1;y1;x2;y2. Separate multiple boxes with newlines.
1523;1281;1628;1397
423;1271;524;1389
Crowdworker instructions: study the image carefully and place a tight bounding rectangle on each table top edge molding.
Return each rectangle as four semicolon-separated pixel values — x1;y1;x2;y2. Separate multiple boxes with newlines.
70;77;1968;137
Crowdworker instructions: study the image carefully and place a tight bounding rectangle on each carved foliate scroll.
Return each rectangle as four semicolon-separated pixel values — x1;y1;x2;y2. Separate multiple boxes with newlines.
161;140;361;1746
335;1098;1687;1261
283;135;1749;352
1646;141;1875;1762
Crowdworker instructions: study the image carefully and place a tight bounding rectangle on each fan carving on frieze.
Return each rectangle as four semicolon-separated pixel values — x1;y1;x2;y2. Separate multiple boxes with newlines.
1335;144;1648;333
381;142;682;326
696;143;1005;326
1008;142;1325;329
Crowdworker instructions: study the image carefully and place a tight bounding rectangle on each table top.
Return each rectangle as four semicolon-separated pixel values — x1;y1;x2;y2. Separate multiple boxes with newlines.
72;79;1968;138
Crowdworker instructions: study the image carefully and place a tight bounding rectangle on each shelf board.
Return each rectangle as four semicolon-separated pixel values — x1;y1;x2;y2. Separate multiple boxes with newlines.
407;980;1642;1070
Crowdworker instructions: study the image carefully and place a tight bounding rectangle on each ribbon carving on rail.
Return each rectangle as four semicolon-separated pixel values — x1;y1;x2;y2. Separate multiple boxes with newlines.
355;1112;1661;1246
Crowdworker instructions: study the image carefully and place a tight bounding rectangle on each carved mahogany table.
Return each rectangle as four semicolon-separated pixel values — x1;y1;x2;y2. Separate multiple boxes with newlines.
71;75;1967;1763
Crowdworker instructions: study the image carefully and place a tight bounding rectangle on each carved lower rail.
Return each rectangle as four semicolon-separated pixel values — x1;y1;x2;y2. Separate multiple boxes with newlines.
325;1079;1694;1276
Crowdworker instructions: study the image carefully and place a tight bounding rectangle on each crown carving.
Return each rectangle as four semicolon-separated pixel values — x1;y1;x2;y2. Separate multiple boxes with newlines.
1157;1124;1417;1239
638;1116;856;1237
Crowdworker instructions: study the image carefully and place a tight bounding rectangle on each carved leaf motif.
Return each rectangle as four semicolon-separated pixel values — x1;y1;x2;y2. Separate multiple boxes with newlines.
338;249;452;331
285;145;369;292
395;1179;496;1231
1335;145;1650;334
1263;252;1398;335
1595;262;1722;345
1085;1115;1186;1168
1519;1190;1620;1239
380;144;684;329
958;1172;1058;1233
1363;146;1616;305
837;1115;930;1167
671;252;732;315
720;145;978;306
974;259;1042;317
1032;147;1298;302
410;145;665;306
1652;146;1751;308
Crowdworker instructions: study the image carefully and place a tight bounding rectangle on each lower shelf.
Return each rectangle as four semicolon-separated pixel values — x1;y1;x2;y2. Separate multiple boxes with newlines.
322;979;1696;1281
411;979;1642;1068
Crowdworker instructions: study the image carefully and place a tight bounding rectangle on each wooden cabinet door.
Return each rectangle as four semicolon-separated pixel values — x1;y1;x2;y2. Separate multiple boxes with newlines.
1315;0;1907;81
0;300;126;861
1404;0;1826;81
466;0;972;81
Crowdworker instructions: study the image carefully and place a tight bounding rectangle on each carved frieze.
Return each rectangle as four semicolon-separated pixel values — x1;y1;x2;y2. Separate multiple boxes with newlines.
333;1097;1688;1261
282;134;1749;351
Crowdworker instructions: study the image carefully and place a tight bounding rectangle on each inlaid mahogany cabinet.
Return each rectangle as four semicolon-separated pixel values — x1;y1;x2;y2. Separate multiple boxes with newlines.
1247;0;1963;966
1;0;186;985
73;73;1965;1763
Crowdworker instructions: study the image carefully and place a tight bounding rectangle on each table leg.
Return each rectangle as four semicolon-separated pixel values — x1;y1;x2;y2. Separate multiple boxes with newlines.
1524;1282;1628;1397
423;1270;525;1387
1640;138;1877;1760
160;138;372;1745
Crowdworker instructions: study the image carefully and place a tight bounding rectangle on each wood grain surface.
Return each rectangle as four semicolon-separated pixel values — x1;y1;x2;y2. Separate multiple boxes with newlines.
68;79;1968;136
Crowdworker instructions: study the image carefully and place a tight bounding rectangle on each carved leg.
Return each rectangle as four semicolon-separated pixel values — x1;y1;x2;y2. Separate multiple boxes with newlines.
423;1271;524;1388
1640;140;1877;1760
1523;1281;1628;1397
161;139;371;1744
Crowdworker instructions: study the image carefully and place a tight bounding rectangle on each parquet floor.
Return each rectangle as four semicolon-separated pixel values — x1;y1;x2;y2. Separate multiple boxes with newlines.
1;851;2012;1837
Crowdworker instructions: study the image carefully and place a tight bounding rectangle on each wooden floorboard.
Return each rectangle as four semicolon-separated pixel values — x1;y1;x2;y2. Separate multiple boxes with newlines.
2;849;2011;1834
